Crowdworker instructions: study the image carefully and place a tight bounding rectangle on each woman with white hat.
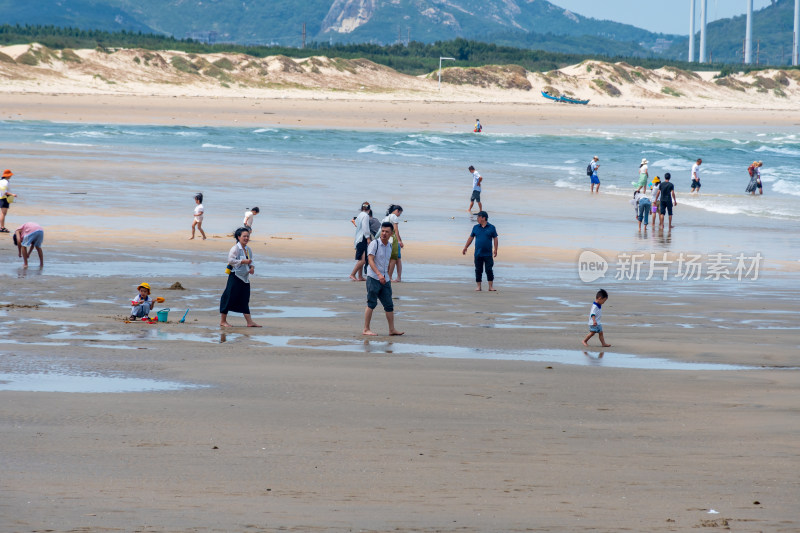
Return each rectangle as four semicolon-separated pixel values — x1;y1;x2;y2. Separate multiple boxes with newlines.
633;158;649;193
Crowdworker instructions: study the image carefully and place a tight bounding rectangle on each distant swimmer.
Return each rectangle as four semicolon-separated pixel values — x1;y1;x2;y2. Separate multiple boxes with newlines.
746;161;763;195
468;165;483;213
588;155;600;193
474;119;482;133
633;158;649;193
690;158;702;194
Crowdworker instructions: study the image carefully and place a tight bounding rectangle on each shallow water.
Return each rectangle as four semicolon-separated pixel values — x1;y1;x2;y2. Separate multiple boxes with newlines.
0;371;206;393
3;121;800;267
249;335;792;371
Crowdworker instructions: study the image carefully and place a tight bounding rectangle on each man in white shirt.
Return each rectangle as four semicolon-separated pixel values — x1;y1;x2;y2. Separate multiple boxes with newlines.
468;165;483;213
363;222;404;336
691;158;702;194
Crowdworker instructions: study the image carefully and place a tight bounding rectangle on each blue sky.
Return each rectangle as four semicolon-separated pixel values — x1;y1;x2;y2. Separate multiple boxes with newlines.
552;0;774;35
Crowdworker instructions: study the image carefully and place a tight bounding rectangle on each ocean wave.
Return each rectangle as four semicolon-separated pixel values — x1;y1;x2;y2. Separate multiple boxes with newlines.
357;144;391;155
651;158;689;170
755;145;800;156
67;131;109;138
253;128;278;134
201;143;233;150
772;180;800;197
39;140;95;147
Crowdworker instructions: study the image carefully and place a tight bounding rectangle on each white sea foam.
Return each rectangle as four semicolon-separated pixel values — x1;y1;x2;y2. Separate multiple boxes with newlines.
651;158;688;170
253;128;278;134
201;143;233;150
357;144;391;155
67;131;108;138
755;145;800;156
39;140;95;147
772;179;800;197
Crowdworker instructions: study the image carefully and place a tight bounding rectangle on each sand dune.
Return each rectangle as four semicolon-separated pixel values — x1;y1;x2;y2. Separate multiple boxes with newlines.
2;43;799;109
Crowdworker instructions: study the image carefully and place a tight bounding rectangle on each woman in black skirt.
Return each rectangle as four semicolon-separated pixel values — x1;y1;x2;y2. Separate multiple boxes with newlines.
220;227;261;327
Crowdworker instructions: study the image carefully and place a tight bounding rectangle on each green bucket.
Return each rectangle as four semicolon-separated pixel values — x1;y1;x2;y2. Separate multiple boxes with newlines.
156;308;170;323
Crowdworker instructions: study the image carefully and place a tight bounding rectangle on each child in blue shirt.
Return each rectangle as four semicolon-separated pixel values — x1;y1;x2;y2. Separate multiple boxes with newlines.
582;289;611;347
130;282;153;320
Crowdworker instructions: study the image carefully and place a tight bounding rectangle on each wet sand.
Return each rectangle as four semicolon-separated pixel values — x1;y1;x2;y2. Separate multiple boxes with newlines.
2;267;800;531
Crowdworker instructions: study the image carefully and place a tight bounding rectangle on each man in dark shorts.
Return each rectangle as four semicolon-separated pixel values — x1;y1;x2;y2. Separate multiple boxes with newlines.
690;158;702;194
462;211;499;291
468;165;482;213
363;221;404;336
655;172;678;229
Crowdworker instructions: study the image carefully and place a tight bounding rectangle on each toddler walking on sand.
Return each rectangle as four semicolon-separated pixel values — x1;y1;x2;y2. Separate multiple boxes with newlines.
582;289;611;347
130;282;153;320
190;193;206;240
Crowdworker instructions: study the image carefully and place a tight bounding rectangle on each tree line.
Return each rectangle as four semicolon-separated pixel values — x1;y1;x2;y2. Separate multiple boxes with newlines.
1;24;795;76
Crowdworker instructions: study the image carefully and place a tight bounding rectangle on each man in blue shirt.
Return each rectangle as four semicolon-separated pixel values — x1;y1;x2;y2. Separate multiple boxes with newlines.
462;211;499;291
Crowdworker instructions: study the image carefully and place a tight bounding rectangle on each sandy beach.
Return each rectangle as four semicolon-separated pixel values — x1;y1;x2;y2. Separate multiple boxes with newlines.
3;92;800;130
2;82;800;531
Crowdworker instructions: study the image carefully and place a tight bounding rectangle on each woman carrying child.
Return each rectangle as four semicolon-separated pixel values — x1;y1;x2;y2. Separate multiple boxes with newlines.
745;161;763;195
220;227;261;328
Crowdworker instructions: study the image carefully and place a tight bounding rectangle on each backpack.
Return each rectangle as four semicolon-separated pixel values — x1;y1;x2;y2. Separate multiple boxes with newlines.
586;163;593;176
747;165;754;177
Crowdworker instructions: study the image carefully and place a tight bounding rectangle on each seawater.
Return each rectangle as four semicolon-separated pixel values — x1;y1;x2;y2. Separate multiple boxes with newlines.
2;121;799;265
5;121;799;217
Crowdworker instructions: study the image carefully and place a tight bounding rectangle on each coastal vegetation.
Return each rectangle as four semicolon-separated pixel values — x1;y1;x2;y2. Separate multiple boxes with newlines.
2;24;798;78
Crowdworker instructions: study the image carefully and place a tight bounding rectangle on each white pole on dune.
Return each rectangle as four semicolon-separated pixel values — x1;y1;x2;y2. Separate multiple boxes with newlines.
438;57;455;90
689;0;696;62
699;0;707;63
745;0;753;64
794;0;799;66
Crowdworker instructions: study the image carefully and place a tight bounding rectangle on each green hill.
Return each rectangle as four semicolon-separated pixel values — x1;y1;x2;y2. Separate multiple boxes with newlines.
667;0;796;65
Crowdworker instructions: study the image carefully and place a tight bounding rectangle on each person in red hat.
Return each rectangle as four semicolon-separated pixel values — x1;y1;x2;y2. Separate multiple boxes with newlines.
0;169;17;233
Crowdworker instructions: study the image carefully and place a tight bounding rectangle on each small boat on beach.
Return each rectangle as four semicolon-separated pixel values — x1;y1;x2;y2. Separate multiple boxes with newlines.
541;91;589;105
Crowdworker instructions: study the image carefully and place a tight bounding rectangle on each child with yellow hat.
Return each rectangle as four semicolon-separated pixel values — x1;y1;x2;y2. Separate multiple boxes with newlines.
650;176;661;217
130;282;153;321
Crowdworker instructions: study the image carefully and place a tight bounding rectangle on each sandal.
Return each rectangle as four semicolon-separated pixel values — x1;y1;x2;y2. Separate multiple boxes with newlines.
0;228;8;233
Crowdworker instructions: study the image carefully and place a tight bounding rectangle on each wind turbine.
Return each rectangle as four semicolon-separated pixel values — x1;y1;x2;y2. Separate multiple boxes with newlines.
699;0;707;63
745;0;753;64
688;0;696;62
794;0;799;66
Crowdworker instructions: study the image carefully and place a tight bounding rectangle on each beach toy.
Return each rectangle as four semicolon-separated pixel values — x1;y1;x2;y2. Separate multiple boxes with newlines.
155;296;165;303
156;308;170;322
5;195;13;204
179;308;190;323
